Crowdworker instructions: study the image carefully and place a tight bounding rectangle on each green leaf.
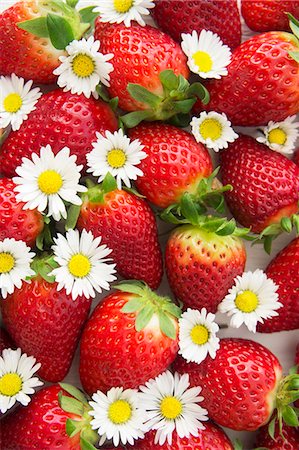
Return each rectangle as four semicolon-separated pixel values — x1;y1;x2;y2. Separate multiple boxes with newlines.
102;172;117;193
58;393;84;417
121;110;152;128
281;217;292;233
66;418;82;438
79;6;98;25
47;13;74;50
17;17;49;38
127;84;162;108
287;13;299;38
159;70;179;90
121;298;144;313
282;405;299;427
65;204;81;231
80;437;97;450
158;311;176;339
186;82;210;104
173;98;196;114
59;383;87;403
268;417;276;440
135;304;154;331
180;193;200;225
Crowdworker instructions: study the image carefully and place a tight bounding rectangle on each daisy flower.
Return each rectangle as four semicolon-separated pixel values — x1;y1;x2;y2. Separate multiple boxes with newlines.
87;129;147;189
95;0;155;27
256;115;299;154
0;238;35;299
0;73;42;131
13;145;87;222
178;308;220;364
191;111;238;151
0;348;43;414
218;269;282;333
53;36;114;98
181;30;232;79
140;370;208;445
49;229;117;300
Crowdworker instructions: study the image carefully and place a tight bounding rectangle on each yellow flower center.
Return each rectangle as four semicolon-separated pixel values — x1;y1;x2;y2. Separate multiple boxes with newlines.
72;54;95;78
193;50;213;73
38;170;63;195
268;128;287;146
160;396;182;420
0;373;22;397
68;254;91;278
0;253;15;274
199;118;222;141
190;324;209;345
114;0;133;13
235;290;259;313
108;399;132;424
3;93;23;113
107;148;127;168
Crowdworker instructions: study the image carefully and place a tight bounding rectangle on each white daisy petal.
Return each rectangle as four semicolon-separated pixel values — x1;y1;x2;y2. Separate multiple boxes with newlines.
218;269;282;333
95;0;154;27
256;115;299;155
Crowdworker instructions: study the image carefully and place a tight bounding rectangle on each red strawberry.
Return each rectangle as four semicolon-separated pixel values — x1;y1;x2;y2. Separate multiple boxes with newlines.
0;255;92;382
79;283;180;395
128;425;233;449
0;327;15;353
0;89;118;177
173;338;291;431
152;0;241;50
294;147;299;166
128;122;213;208
196;31;299;126
0;0;90;84
241;0;299;32
0;384;98;450
256;238;299;332
220;135;299;234
165;223;246;313
76;178;163;289
0;178;44;247
254;421;299;449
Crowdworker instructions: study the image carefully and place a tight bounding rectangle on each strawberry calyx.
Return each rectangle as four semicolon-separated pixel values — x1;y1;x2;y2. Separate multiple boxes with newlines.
58;383;98;450
287;14;299;62
115;280;182;339
30;252;58;283
255;212;299;254
17;0;95;51
121;69;210;128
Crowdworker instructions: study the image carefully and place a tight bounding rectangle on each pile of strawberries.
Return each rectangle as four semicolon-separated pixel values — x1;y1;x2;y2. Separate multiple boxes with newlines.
0;0;299;449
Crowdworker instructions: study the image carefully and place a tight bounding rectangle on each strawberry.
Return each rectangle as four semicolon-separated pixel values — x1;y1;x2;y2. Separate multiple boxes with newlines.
195;29;299;126
0;178;44;247
0;327;15;353
0;384;99;450
79;282;181;395
256;238;299;332
173;338;299;431
294;147;299;166
152;0;241;50
241;0;299;32
128;425;233;449
128;122;213;208
0;0;93;85
0;254;92;382
220;136;299;236
0;89;118;177
254;421;299;449
76;176;163;289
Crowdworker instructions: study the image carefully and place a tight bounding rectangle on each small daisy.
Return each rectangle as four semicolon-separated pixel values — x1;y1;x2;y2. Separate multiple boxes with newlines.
178;308;220;364
0;348;43;414
0;73;42;131
140;370;208;445
87;129;147;189
49;229;116;300
218;269;282;333
95;0;155;27
53;36;114;98
13;145;87;222
0;238;35;299
181;30;232;79
191;111;238;151
256;115;299;154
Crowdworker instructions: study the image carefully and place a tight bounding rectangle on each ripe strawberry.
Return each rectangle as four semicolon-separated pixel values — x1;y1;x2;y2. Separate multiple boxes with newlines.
79;282;180;395
173;338;297;431
128;122;213;208
129;425;233;449
0;327;15;353
0;178;44;247
76;177;163;289
0;89;118;177
220;135;299;234
254;421;299;449
165;223;246;313
196;31;299;126
152;0;241;50
0;255;92;382
256;238;299;332
241;0;299;32
294;147;299;166
0;384;98;450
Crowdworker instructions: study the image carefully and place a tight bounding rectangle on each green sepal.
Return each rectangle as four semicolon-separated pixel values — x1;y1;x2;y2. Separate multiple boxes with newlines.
79;6;98;25
30;253;58;283
96;84;111;102
65;204;81;231
47;13;75;50
287;13;299;39
102;172;118;193
186;82;210;104
159;69;179;90
233;439;243;450
17;17;49;37
289;364;299;376
281;405;299;427
121;110;152;128
158;311;176;339
66;418;82;438
66;0;79;7
59;383;87;403
127;84;162;108
36;217;54;251
180;193;200;225
109;96;119;112
116;280;147;296
135;304;155;331
172;98;197;113
123;186;146;198
268;416;276;440
80;437;97;450
255;213;299;254
121;297;145;313
58;393;84;417
168;113;192;128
